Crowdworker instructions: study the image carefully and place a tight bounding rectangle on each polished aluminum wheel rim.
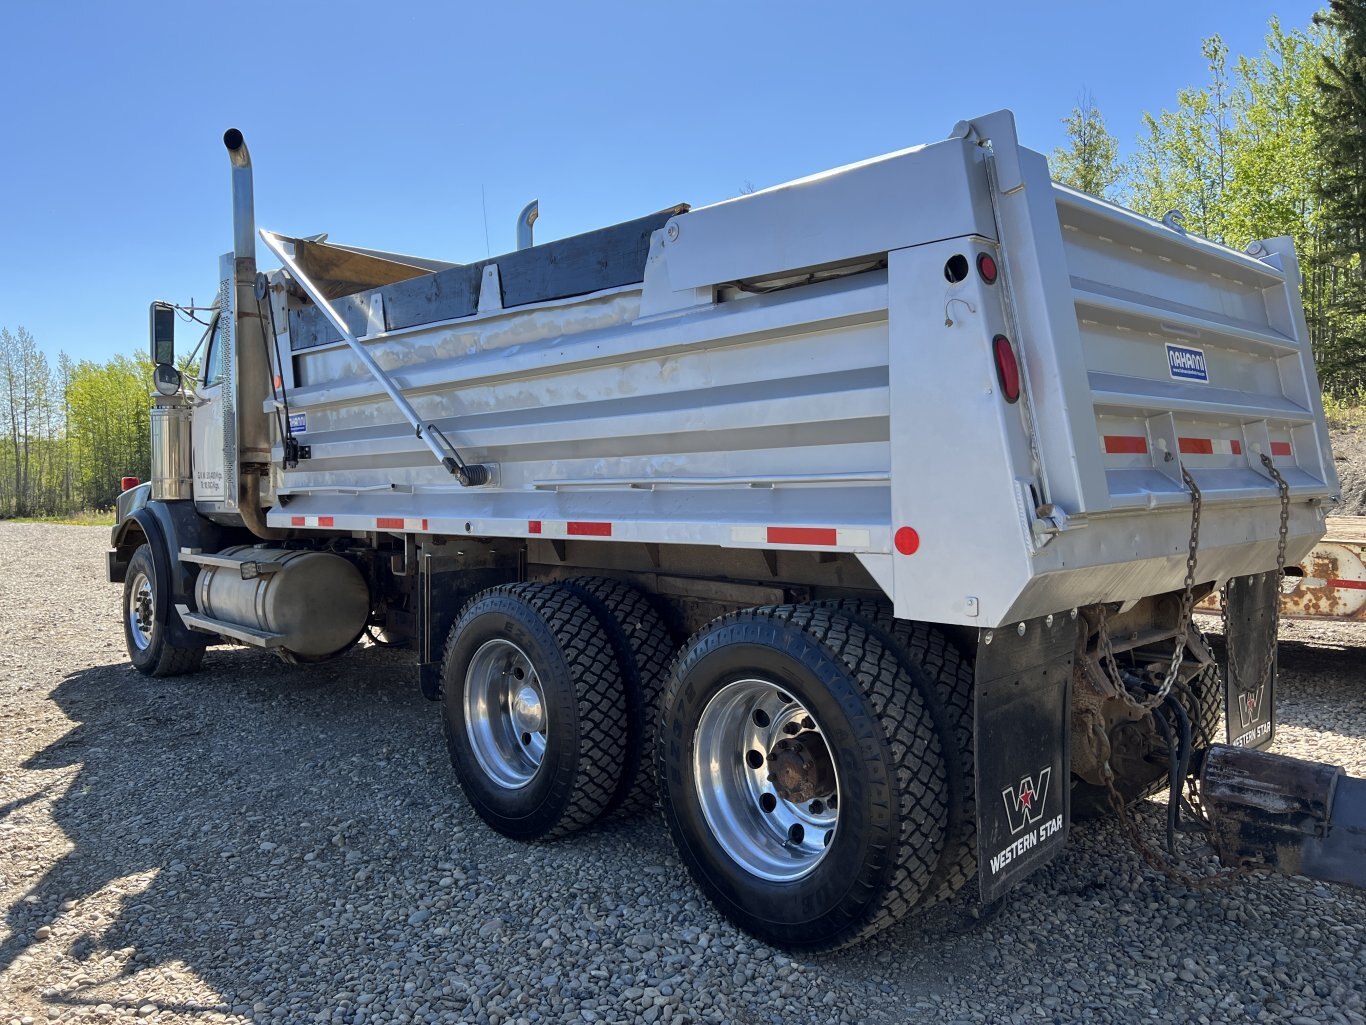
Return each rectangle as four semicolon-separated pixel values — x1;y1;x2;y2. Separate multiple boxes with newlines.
465;639;548;789
127;570;154;652
692;679;840;882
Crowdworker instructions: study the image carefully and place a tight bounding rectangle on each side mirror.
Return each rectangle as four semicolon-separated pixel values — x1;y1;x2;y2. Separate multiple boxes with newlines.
149;302;175;366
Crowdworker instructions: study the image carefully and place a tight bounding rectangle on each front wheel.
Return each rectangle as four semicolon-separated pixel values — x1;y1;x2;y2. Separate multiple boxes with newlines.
123;544;205;677
657;605;949;951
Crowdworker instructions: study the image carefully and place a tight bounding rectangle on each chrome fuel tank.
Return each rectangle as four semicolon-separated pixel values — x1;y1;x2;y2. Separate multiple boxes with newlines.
193;546;369;660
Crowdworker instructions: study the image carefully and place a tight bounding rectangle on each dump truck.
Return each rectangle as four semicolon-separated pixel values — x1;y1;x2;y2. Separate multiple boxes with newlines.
108;111;1366;951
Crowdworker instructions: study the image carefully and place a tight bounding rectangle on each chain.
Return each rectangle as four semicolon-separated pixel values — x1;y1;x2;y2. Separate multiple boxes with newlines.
1154;466;1204;708
1095;601;1124;692
1095;467;1203;711
1101;456;1291;888
1100;759;1252;890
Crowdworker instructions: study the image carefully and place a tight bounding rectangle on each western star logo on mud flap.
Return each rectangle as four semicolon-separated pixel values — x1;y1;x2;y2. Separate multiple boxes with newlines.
989;767;1064;877
1237;686;1266;729
1166;343;1209;383
1232;685;1271;746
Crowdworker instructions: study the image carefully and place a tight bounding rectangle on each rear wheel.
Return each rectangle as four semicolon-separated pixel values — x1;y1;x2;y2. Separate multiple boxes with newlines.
441;583;629;840
657;605;948;951
559;576;676;816
123;544;205;678
817;598;976;906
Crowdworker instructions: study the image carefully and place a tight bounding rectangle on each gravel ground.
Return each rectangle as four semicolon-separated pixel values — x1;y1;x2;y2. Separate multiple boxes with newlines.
0;522;1363;1025
1331;427;1366;515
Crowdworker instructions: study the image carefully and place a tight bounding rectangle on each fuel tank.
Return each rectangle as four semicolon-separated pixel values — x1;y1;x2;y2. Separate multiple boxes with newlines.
194;546;369;660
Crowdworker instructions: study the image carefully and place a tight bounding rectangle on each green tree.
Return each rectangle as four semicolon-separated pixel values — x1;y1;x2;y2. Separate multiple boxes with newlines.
65;354;154;511
1129;36;1239;242
1051;93;1124;199
1127;19;1344;386
0;326;53;517
1313;1;1366;391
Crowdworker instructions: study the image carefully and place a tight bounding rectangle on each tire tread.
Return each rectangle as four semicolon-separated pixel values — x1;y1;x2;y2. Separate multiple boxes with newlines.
658;603;951;950
816;598;976;906
440;582;628;840
559;577;675;816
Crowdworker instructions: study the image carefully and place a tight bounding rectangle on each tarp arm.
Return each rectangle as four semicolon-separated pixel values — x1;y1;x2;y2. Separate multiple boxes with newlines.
258;228;490;488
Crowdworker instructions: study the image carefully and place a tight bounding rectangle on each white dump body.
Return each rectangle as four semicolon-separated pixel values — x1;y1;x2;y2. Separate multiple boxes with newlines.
254;109;1336;629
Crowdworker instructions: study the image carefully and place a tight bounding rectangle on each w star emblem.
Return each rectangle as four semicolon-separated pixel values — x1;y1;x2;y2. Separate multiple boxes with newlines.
1001;767;1051;835
1237;686;1266;729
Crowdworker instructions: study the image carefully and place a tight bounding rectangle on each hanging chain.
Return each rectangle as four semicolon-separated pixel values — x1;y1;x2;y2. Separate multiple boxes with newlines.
1095;467;1203;711
1099;455;1291;888
1154;466;1204;709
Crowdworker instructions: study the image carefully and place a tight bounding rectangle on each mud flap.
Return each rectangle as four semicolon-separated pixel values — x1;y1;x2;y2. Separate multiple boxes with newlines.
974;612;1074;903
1222;571;1278;750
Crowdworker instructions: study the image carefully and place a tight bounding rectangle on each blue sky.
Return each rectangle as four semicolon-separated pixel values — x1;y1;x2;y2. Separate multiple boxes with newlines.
0;0;1323;363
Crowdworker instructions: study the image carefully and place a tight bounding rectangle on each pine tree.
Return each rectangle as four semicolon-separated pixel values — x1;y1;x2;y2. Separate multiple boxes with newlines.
1314;0;1366;392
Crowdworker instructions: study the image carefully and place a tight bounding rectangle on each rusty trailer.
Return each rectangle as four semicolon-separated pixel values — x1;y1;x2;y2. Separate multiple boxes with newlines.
1199;516;1366;622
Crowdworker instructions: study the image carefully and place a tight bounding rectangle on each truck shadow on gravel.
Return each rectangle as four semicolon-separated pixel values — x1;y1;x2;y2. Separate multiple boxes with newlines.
5;643;468;1017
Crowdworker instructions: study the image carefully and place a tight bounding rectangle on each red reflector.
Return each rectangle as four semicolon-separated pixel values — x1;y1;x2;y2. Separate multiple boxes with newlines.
1104;436;1148;455
993;335;1020;403
120;476;141;492
894;526;920;555
768;526;837;546
977;253;998;284
567;521;612;537
1271;441;1293;457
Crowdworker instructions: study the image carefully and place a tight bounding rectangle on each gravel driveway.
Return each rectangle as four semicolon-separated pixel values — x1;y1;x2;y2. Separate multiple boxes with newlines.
1;523;1363;1025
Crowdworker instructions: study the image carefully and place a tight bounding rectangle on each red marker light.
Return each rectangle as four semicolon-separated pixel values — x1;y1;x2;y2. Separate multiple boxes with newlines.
993;335;1021;403
977;253;998;284
121;476;141;492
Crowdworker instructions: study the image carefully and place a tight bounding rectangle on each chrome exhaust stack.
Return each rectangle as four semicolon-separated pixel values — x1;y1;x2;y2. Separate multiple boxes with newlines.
222;128;286;538
223;129;256;273
517;200;539;250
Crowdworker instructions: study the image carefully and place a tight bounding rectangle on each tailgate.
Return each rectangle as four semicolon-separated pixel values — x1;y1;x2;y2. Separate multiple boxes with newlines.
1051;185;1334;514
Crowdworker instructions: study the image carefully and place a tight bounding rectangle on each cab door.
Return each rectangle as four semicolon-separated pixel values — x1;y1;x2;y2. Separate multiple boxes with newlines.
191;287;229;507
189;266;234;511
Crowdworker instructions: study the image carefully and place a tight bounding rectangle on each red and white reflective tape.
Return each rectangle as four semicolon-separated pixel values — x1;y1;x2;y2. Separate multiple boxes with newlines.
1178;437;1242;456
376;517;429;531
730;526;872;547
527;520;613;537
1104;435;1289;459
289;515;334;527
